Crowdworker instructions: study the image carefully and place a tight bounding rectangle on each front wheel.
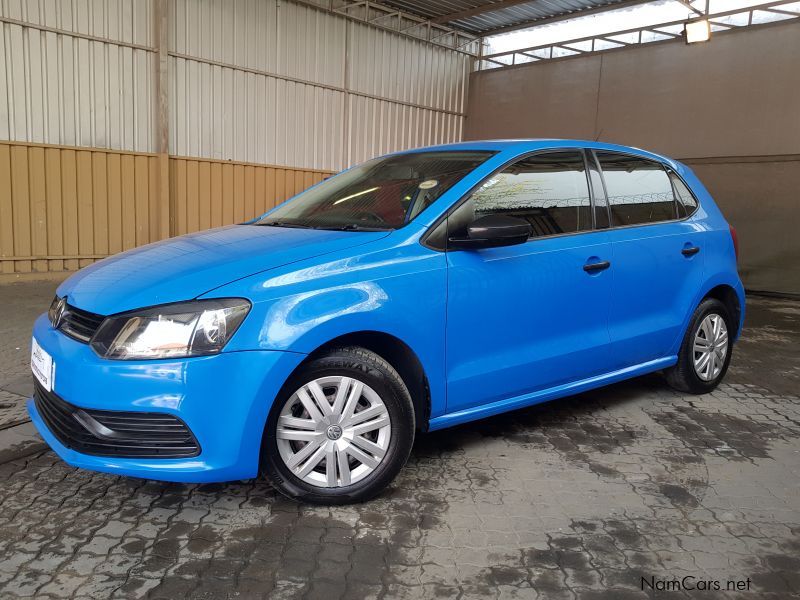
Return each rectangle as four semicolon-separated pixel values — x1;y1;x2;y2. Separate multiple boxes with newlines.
261;346;415;504
665;298;734;394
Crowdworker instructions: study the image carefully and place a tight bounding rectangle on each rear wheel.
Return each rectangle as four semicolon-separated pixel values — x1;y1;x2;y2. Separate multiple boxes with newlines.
665;298;733;394
262;346;415;504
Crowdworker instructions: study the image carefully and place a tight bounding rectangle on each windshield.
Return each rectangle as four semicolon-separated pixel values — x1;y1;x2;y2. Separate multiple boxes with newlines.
253;151;494;230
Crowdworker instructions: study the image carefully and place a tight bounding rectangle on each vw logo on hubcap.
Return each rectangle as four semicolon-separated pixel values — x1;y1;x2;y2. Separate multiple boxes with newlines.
276;376;392;488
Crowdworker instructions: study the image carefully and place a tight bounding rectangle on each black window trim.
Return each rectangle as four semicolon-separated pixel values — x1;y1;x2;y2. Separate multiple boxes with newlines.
591;149;699;232
584;149;611;231
421;147;607;251
664;165;700;220
421;146;703;251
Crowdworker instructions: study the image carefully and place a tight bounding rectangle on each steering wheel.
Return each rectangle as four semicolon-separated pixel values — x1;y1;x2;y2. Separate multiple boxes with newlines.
355;211;387;225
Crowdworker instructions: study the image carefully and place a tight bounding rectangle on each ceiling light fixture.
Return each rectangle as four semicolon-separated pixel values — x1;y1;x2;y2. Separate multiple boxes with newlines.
684;18;711;43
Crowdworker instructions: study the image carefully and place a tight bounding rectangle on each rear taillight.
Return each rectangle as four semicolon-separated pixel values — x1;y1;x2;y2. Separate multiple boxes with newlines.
729;224;739;262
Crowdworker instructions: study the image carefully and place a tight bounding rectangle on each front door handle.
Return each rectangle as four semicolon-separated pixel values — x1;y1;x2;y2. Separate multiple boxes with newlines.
682;246;700;257
583;260;611;273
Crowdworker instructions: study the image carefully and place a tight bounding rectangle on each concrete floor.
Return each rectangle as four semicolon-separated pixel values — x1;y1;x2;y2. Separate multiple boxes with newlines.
0;280;798;599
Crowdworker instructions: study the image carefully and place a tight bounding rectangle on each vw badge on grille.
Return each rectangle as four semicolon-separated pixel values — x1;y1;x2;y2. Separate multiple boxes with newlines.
52;296;67;329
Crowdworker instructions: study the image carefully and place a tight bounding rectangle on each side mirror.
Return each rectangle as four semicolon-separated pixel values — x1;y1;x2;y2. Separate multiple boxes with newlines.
448;214;531;249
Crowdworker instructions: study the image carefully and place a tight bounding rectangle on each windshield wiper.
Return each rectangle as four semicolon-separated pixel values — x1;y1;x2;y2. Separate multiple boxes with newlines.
321;224;391;232
255;220;390;232
256;220;315;229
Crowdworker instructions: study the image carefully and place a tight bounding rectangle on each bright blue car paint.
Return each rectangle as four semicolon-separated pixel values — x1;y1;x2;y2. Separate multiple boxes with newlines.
28;314;307;482
57;223;390;314
28;139;745;482
445;228;615;414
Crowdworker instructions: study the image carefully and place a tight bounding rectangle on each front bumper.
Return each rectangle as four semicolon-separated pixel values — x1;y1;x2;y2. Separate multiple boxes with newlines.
27;314;305;483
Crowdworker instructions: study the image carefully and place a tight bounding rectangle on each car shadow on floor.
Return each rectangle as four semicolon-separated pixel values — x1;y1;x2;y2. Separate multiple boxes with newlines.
412;372;668;460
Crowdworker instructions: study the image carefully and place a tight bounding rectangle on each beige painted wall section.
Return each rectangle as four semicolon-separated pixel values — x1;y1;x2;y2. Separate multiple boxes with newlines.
169;157;327;240
0;141;331;276
468;55;603;142
465;21;800;295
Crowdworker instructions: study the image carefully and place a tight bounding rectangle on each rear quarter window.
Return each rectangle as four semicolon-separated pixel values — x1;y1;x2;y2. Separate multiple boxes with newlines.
667;169;699;218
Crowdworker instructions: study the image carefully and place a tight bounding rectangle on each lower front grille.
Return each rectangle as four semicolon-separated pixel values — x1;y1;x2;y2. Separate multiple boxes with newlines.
33;381;200;459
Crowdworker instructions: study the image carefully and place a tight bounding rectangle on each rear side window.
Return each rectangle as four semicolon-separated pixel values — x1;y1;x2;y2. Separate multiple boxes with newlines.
668;170;699;218
466;150;592;238
596;152;676;227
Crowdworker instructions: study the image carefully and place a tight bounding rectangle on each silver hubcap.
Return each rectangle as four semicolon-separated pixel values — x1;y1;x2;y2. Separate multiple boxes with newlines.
276;376;391;488
693;313;728;381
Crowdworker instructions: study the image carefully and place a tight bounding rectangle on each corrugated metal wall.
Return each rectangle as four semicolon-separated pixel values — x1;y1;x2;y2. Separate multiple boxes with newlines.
0;0;155;152
0;140;330;274
1;0;472;169
169;155;328;238
169;0;471;171
0;140;159;274
0;0;473;276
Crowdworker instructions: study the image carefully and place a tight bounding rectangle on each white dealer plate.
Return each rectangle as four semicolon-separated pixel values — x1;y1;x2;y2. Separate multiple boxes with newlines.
31;337;55;392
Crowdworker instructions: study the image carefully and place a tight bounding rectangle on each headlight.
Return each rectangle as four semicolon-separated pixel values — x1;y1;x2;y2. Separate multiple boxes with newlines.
90;299;251;360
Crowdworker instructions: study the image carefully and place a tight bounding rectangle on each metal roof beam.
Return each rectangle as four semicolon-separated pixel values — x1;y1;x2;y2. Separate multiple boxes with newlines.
291;0;479;55
672;0;705;16
478;0;799;68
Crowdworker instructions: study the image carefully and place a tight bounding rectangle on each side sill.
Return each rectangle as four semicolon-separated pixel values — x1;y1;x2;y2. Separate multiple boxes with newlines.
428;356;677;431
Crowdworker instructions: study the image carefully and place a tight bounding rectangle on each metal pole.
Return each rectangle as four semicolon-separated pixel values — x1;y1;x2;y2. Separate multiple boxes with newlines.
153;0;171;240
343;20;352;168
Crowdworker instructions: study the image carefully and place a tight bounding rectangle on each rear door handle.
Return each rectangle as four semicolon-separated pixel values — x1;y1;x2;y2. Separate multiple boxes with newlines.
583;260;611;272
682;246;700;257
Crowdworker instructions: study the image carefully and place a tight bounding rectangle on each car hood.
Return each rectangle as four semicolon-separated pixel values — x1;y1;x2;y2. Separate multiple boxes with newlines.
57;225;389;315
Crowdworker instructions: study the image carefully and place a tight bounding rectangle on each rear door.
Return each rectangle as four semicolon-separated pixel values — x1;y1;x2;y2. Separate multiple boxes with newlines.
595;150;706;368
444;149;616;414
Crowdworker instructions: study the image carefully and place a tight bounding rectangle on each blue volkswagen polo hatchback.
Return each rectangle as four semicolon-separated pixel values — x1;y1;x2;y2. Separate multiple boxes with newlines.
29;140;744;503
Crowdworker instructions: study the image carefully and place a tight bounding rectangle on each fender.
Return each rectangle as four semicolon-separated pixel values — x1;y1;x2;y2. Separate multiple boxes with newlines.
206;238;449;422
669;270;746;357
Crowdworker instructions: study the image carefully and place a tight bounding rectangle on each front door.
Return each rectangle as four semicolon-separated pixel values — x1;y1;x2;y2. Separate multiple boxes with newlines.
445;150;615;414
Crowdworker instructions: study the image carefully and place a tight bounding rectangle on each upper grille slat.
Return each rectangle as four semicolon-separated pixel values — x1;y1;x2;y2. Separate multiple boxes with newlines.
52;300;105;343
65;322;94;337
33;381;201;459
66;310;99;324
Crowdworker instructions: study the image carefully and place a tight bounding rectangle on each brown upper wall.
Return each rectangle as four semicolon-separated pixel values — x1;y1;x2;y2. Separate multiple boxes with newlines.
465;21;800;159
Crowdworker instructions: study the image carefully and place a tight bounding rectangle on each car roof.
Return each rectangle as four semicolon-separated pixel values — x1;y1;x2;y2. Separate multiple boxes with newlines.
398;139;677;167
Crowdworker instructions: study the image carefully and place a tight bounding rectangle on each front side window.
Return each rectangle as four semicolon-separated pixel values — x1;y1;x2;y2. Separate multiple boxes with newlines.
450;151;592;239
596;152;676;227
253;151;494;231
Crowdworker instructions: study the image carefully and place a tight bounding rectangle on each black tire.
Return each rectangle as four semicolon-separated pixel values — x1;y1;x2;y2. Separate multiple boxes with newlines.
665;298;734;394
261;346;415;504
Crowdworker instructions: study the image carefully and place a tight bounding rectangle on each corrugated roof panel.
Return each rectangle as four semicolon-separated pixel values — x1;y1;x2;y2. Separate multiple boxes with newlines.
379;0;631;34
